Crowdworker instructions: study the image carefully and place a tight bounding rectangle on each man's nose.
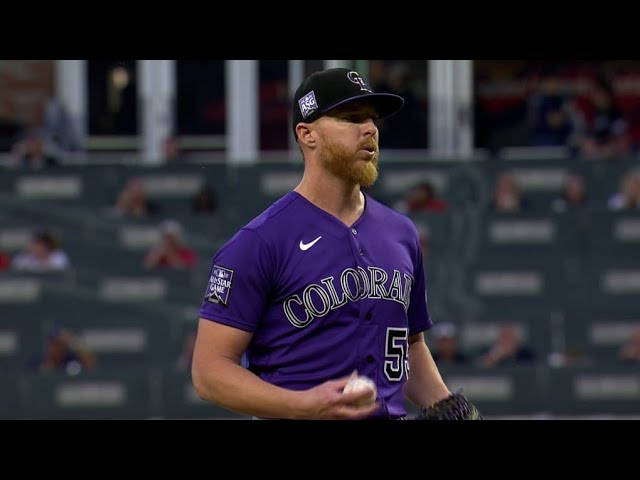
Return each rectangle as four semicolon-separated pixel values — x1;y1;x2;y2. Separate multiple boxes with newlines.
362;118;377;137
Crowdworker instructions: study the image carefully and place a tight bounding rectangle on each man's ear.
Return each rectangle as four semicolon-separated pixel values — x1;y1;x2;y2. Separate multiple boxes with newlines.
296;123;316;148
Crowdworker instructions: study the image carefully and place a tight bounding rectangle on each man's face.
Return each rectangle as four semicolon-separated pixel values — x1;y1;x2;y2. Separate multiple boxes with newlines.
496;174;518;196
436;336;456;357
498;326;519;348
46;336;68;362
566;175;585;202
25;137;44;156
29;239;49;259
161;232;180;250
624;176;640;201
592;86;611;109
408;185;433;208
128;179;146;202
314;102;380;187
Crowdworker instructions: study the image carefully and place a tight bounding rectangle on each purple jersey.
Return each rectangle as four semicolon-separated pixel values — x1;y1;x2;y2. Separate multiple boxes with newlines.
199;191;432;419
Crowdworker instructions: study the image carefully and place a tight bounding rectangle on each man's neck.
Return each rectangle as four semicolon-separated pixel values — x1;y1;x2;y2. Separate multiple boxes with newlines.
294;170;365;228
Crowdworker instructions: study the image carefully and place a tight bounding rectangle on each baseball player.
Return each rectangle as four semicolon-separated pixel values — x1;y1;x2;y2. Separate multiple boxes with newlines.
192;68;480;420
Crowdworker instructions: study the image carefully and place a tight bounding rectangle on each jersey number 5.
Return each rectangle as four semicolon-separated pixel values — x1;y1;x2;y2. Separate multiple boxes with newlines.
384;327;408;382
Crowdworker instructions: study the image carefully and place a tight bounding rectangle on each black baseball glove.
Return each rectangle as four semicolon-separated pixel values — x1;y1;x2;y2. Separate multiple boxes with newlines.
416;392;483;420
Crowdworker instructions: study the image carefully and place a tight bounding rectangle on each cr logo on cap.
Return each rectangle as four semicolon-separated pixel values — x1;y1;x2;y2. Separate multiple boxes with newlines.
347;71;372;93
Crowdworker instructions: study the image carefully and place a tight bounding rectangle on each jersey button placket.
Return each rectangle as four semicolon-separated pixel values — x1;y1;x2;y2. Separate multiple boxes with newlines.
348;226;364;262
351;228;364;256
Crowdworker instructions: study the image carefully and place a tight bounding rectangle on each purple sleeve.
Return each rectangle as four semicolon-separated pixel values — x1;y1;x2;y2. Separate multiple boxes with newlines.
407;231;432;337
198;228;272;332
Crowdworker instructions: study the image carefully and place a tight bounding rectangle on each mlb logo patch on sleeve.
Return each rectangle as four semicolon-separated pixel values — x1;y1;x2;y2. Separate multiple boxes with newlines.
205;265;234;305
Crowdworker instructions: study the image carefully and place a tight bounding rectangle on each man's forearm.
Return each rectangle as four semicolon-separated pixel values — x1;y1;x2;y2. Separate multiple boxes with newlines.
404;338;451;407
192;358;304;419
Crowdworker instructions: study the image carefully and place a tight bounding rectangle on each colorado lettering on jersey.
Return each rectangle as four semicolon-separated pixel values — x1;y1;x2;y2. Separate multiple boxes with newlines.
283;266;413;328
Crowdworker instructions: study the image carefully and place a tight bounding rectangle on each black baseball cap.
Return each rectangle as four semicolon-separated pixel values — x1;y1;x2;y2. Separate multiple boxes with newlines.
292;68;404;138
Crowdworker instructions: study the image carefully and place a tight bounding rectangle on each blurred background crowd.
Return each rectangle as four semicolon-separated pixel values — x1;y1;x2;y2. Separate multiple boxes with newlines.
0;59;639;419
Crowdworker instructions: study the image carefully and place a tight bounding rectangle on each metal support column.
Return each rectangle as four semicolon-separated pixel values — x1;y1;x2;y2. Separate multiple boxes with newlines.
55;60;87;152
288;60;304;155
428;60;474;158
225;60;258;164
454;60;474;158
138;60;175;165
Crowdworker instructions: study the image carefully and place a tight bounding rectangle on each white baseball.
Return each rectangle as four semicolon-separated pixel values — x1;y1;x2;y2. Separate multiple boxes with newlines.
343;376;377;407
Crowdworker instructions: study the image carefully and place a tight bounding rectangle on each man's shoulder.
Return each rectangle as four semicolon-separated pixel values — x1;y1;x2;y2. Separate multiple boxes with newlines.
367;194;418;233
242;191;301;236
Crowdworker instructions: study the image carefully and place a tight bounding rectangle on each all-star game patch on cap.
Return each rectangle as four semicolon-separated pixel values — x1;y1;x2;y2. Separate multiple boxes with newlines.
292;68;405;138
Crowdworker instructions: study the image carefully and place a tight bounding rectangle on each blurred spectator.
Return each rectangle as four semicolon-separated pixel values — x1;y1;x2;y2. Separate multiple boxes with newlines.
608;169;640;210
396;182;449;214
0;251;10;270
31;329;97;375
618;326;640;364
430;323;467;365
192;185;218;214
552;173;589;212
561;347;592;366
12;231;69;271
144;220;197;269
113;178;161;218
579;77;631;157
8;94;80;166
8;132;59;169
528;72;580;147
177;332;196;370
164;136;183;163
490;173;529;213
477;324;535;367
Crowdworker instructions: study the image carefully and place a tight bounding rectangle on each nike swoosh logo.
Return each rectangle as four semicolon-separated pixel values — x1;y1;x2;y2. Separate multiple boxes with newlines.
299;236;322;251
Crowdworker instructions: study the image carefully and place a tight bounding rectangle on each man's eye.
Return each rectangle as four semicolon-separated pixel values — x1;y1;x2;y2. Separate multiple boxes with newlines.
340;113;378;123
347;115;369;122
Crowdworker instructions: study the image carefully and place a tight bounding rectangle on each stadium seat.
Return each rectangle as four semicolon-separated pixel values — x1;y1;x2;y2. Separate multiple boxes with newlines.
21;368;153;419
548;366;640;416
